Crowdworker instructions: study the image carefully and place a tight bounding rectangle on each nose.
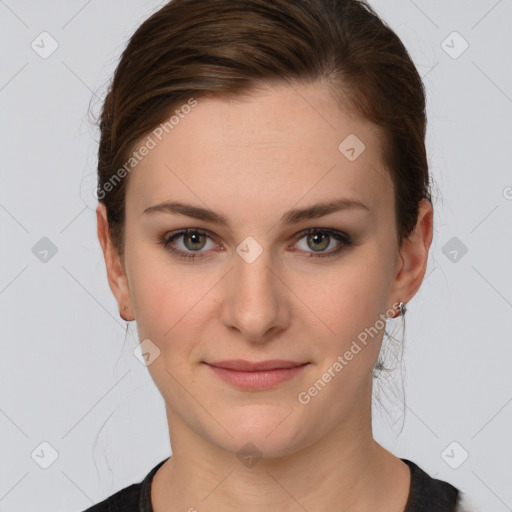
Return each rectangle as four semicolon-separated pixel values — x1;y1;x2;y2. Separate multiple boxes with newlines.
219;246;291;343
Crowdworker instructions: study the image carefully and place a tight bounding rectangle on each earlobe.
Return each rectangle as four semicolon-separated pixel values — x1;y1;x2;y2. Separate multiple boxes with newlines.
96;203;134;321
390;199;434;307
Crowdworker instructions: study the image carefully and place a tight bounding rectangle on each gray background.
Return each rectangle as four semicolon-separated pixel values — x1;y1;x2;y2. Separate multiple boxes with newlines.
1;1;511;511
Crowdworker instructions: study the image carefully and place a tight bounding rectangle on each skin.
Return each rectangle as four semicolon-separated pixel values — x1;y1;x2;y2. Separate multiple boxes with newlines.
97;81;433;511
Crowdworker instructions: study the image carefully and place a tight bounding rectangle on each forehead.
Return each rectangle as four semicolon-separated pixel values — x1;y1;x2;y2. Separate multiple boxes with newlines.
126;82;392;219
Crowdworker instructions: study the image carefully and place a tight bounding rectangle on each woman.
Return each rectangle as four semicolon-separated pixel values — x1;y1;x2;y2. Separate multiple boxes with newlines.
86;0;473;510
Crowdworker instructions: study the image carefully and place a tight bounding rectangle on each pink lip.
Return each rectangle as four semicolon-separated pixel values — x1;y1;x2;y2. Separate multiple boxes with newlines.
204;359;310;390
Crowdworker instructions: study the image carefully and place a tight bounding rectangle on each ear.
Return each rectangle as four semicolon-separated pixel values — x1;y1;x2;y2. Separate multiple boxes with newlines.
389;199;434;314
96;203;134;321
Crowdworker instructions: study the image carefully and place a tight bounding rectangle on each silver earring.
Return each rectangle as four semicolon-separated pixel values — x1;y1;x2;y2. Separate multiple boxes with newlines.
398;301;407;317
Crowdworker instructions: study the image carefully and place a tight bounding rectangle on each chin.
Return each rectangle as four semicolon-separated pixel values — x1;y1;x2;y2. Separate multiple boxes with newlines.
210;405;313;460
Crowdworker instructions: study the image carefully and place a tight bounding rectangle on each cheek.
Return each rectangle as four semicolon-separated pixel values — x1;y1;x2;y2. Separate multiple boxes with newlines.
127;245;217;354
132;271;199;340
126;243;176;339
295;255;391;340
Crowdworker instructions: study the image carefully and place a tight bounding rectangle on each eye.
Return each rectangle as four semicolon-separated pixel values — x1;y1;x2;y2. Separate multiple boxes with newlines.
291;228;352;258
158;229;219;261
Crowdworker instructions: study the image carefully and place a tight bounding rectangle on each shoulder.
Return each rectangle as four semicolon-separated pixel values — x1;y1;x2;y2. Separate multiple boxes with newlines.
79;457;170;512
401;458;461;511
80;482;141;512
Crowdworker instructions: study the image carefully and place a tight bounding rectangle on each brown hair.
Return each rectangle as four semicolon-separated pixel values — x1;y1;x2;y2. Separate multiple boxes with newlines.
96;0;432;258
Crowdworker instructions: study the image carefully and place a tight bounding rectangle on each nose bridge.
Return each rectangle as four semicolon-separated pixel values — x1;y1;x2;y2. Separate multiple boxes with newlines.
236;245;278;301
221;238;289;341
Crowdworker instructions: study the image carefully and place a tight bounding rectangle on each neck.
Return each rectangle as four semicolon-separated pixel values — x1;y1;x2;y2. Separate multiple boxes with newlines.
151;396;410;511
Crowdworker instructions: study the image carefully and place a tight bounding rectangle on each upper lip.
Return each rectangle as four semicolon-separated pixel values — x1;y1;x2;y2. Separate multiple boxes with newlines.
206;359;309;371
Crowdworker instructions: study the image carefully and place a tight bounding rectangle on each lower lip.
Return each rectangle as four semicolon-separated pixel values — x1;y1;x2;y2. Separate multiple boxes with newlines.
206;363;309;390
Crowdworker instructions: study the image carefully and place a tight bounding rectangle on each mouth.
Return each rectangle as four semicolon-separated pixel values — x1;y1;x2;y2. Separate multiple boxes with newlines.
203;359;310;390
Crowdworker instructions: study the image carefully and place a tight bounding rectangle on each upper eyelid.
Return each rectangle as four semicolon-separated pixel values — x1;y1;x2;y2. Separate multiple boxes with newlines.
168;228;221;246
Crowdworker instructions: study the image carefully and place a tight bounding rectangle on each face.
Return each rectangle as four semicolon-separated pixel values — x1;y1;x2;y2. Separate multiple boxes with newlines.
98;81;431;459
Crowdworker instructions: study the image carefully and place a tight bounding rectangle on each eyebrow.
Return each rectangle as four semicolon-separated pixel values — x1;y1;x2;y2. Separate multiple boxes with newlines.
142;198;370;228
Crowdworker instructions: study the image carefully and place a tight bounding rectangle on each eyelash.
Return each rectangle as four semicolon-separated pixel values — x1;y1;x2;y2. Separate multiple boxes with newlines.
157;228;353;261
